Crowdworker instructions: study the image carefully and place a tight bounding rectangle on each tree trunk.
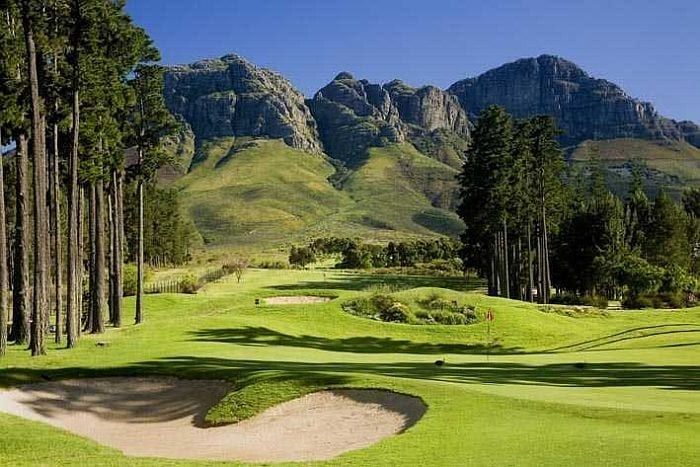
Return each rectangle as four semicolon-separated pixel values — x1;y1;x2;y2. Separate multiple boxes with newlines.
135;153;144;324
542;206;551;305
22;2;49;356
503;219;511;299
0;129;8;356
526;221;534;302
85;182;95;333
77;186;84;335
92;178;105;333
50;121;63;344
66;0;81;349
11;133;30;345
110;169;122;327
107;180;114;324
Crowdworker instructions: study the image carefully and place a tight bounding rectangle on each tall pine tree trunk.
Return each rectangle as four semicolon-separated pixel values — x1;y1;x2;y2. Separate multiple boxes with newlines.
11;133;30;345
22;2;49;356
86;182;95;332
92;178;105;333
0;129;8;356
135;150;144;324
110;169;122;327
77;186;84;335
526;221;534;302
65;0;81;349
503;219;511;299
541;206;551;305
50;120;63;343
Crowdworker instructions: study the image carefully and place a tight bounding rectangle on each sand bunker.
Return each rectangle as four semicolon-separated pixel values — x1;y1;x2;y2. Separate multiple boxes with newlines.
264;295;332;305
0;377;425;462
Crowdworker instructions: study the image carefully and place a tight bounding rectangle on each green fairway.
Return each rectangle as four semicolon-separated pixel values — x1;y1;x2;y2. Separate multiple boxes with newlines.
1;268;698;466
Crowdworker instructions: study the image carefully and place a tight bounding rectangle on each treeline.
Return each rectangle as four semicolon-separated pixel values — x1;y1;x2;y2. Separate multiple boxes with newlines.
458;105;699;308
290;237;461;270
0;0;180;357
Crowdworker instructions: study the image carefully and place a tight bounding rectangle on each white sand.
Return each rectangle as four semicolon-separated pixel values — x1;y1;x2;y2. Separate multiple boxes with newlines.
0;377;425;462
264;296;332;305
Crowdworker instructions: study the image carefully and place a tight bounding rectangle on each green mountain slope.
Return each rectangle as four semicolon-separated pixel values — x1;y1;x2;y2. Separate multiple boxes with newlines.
571;138;700;197
175;139;464;248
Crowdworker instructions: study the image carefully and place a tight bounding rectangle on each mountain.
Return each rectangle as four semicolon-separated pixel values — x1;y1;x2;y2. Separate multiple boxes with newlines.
164;54;322;156
309;73;470;168
173;138;462;247
448;54;700;149
163;53;700;248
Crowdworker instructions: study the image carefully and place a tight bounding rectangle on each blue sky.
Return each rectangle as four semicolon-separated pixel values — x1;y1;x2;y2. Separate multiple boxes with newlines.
126;0;700;122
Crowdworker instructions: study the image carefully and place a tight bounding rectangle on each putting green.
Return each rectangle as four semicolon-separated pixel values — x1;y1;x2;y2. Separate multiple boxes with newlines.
0;268;698;466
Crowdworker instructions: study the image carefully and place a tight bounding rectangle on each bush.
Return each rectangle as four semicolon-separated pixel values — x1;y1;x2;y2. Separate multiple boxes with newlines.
370;294;395;313
122;263;152;296
622;294;655;309
379;303;410;323
179;274;200;294
123;264;138;296
582;295;609;309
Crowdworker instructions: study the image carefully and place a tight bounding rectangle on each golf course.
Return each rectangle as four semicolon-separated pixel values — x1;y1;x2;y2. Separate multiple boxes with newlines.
1;268;698;466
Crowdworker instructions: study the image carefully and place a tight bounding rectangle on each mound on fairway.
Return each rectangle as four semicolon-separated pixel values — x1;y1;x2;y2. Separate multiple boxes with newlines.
264;295;333;305
0;377;426;463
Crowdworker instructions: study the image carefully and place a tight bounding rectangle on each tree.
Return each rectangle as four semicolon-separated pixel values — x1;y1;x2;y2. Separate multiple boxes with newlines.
0;129;8;356
19;0;50;356
224;257;249;283
457;105;513;296
126;63;177;325
645;190;690;270
289;246;316;268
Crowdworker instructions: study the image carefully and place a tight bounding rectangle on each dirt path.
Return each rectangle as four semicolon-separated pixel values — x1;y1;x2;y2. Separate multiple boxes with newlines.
264;295;332;305
0;377;426;462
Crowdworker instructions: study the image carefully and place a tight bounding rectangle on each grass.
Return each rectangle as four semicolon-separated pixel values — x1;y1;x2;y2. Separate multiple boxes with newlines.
174;138;463;249
0;268;699;466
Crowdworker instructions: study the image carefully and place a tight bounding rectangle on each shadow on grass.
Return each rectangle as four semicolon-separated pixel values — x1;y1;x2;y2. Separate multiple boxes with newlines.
2;357;698;391
267;273;484;293
190;326;524;355
548;324;700;352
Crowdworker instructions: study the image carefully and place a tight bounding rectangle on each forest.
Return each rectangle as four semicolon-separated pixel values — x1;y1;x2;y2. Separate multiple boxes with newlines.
458;106;700;309
0;0;185;357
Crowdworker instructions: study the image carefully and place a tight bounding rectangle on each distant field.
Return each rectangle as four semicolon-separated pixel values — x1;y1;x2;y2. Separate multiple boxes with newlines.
1;268;698;466
174;138;463;249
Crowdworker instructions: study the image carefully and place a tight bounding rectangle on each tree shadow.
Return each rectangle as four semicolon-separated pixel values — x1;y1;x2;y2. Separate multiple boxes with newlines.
4;377;231;427
121;357;700;391
2;357;697;397
267;273;484;293
548;324;700;352
190;326;525;355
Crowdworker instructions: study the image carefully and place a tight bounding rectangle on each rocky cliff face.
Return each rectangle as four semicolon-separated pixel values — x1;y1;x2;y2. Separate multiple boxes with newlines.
448;55;694;148
309;73;470;166
164;54;322;153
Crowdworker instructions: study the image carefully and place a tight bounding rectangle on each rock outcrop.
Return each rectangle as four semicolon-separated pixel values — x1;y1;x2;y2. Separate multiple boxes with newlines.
164;54;322;153
448;55;696;148
309;73;470;166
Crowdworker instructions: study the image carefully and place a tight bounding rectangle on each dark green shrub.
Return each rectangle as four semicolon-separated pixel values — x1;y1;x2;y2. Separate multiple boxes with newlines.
622;294;655;309
379;303;410;323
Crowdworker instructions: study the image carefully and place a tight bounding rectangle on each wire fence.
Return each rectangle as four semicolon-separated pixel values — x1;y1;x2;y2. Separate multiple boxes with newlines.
145;267;230;295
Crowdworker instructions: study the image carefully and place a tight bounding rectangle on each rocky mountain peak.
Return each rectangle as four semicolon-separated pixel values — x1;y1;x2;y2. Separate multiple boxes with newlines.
309;73;470;166
448;55;693;147
164;54;322;154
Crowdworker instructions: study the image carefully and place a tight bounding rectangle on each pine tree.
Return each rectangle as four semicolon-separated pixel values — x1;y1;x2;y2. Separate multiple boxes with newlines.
127;63;177;324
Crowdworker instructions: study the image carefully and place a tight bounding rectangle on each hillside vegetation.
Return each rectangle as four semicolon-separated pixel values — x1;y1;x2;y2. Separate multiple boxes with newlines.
175;138;463;247
571;138;700;197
